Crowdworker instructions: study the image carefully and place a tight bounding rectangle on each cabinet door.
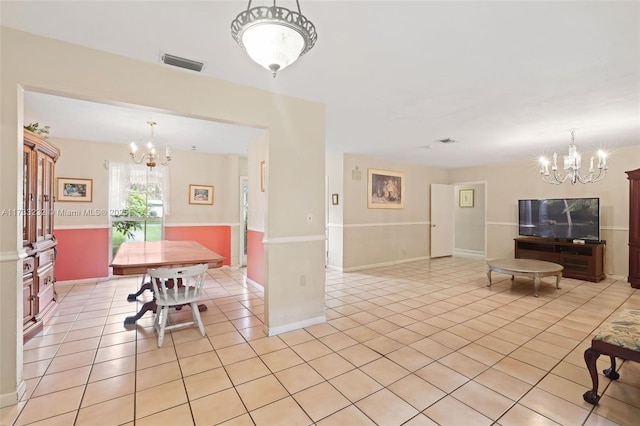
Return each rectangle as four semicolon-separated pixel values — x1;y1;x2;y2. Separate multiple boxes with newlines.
43;156;55;239
36;154;45;241
23;146;33;245
37;263;56;318
23;276;35;325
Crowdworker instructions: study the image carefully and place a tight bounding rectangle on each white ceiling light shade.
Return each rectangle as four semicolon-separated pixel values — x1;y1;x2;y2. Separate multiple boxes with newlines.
231;0;317;77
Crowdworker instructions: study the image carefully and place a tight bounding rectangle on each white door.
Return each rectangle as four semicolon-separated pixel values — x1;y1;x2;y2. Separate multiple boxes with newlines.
430;184;455;258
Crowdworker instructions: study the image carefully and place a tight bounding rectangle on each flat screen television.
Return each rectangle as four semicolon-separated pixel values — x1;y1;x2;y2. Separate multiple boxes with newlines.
518;197;600;241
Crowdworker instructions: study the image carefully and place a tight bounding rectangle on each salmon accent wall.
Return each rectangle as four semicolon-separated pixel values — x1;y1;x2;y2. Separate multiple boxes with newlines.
165;226;231;266
55;228;110;281
247;230;264;287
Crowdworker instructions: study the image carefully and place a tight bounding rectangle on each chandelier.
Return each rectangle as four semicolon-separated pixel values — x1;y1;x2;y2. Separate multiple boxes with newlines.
129;121;171;170
539;131;607;185
231;0;317;77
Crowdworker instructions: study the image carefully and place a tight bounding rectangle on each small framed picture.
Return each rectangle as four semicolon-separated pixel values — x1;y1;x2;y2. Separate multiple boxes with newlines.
57;177;93;202
260;160;266;192
332;193;339;205
459;189;474;207
189;184;214;205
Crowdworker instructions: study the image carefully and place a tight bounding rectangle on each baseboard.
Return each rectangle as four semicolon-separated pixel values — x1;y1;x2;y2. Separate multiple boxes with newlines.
325;264;343;272
453;249;485;259
606;274;626;281
0;380;24;408
245;277;263;290
266;315;326;336
56;276;111;286
342;256;429;272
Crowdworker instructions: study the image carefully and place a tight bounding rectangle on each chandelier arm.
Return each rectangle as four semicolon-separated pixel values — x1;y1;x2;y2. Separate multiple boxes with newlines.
130;153;144;165
552;169;570;184
540;171;563;185
296;0;302;13
571;165;606;184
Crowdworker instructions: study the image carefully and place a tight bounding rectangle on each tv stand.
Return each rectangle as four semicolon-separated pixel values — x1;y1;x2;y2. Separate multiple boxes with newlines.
514;237;605;282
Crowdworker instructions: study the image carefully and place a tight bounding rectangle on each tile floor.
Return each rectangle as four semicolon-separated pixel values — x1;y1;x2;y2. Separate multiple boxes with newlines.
2;257;640;425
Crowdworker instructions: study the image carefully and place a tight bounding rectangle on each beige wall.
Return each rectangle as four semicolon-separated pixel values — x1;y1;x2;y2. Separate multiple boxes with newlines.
0;28;325;406
248;132;268;233
329;153;449;270
327;145;638;275
449;143;640;277
53;137;248;229
327;154;344;268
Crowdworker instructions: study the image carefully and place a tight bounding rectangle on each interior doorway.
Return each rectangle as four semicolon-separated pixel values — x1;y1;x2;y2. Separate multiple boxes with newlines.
240;176;248;267
453;182;486;259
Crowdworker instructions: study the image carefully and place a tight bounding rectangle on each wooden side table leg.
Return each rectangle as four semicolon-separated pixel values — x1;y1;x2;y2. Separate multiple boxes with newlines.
533;274;540;297
486;269;492;288
583;347;601;405
555;273;562;290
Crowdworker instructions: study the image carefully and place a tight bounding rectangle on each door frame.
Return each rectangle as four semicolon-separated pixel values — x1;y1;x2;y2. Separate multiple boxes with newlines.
452;180;488;259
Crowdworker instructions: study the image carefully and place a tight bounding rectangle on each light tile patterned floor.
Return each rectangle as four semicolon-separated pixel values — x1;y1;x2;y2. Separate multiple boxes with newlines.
2;257;640;425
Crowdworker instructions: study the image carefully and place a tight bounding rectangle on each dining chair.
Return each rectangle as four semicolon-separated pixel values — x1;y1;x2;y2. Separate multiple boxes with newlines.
146;263;209;347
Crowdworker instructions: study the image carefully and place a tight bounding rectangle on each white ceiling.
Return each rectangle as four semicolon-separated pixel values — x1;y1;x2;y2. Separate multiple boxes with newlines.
3;1;639;168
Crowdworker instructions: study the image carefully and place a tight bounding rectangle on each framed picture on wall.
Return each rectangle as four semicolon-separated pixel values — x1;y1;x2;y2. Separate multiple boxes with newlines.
367;168;405;209
57;177;93;202
189;184;214;205
459;189;474;207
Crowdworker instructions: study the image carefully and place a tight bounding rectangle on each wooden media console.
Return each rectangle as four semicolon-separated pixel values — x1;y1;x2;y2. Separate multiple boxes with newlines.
514;237;605;282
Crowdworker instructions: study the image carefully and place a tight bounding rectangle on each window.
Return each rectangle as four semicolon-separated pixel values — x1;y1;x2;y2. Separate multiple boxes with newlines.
109;163;170;256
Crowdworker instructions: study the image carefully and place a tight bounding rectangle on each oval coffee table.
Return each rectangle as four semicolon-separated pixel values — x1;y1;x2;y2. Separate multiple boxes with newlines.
487;258;563;297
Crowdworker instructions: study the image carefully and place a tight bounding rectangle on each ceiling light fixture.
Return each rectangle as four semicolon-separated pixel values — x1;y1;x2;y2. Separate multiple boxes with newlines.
231;0;317;77
129;121;171;170
539;131;607;185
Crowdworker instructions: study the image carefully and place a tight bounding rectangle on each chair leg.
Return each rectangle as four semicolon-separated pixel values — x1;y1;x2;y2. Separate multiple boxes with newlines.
157;306;170;347
191;302;206;336
583;347;601;405
153;305;161;331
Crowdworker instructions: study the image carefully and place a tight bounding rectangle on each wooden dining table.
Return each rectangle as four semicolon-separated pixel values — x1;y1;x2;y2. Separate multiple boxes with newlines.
110;240;225;325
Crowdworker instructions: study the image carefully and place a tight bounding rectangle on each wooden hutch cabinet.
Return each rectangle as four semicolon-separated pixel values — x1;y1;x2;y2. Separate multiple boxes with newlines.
627;169;640;288
23;129;60;341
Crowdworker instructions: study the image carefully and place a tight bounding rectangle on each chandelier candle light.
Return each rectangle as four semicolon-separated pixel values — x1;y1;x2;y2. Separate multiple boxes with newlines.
231;0;317;77
129;121;171;170
539;131;608;185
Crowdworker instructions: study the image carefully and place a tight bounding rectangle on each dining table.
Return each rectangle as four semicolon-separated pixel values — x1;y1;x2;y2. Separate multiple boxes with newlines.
110;240;225;326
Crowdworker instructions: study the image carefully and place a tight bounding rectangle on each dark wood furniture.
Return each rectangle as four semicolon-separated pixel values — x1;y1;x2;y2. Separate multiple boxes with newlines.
110;240;225;325
487;258;562;297
626;169;640;288
583;309;640;405
514;237;605;282
22;129;60;341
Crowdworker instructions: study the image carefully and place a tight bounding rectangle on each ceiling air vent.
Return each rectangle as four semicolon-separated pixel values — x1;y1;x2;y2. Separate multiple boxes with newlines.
161;53;204;72
437;138;457;144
